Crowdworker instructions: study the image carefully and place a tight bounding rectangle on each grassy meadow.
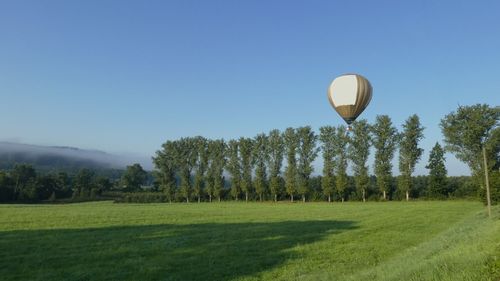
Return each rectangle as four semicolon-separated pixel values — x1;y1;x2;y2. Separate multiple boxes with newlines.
0;201;499;281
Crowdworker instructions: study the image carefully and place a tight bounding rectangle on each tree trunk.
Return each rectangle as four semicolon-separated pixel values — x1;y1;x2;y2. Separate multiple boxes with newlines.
341;197;344;203
483;145;492;218
291;195;294;202
362;189;366;202
328;195;331;202
186;197;189;203
209;194;212;202
198;196;200;203
383;190;386;200
259;194;262;202
274;194;277;202
218;196;221;202
302;195;305;203
245;192;248;202
405;190;409;201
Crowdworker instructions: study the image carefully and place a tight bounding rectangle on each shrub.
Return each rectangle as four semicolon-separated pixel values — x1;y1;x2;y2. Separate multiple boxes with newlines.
114;192;169;203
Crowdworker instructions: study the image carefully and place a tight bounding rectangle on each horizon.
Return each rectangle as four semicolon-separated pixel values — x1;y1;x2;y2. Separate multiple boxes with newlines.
2;1;500;176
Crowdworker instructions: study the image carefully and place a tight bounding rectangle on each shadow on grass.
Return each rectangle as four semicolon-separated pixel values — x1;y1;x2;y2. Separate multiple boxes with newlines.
0;220;357;281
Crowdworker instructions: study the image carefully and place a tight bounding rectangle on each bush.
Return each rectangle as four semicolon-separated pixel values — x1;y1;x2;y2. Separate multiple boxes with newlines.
451;177;478;199
114;192;169;203
475;171;500;205
488;171;500;205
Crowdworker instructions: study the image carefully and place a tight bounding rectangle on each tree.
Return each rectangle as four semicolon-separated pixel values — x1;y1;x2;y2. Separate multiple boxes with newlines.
372;115;399;200
441;104;500;214
35;174;58;200
489;170;500;205
11;164;36;200
267;129;285;202
333;125;349;202
426;142;448;198
193;137;209;202
239;137;254;202
74;168;95;197
226;139;241;200
296;126;319;202
121;164;147;192
253;133;269;201
20;178;38;201
153;140;178;203
348;119;371;202
486;127;500;205
55;172;72;198
174;138;198;202
319;126;336;202
0;171;14;202
207;139;226;202
398;114;425;201
284;128;299;202
488;127;500;171
95;176;113;195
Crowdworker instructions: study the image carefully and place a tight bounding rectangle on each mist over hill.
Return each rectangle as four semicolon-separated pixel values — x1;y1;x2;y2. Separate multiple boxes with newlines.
0;142;153;172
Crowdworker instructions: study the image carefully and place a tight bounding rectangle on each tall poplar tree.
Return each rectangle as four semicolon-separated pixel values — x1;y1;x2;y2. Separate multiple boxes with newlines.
239;137;254;202
284;127;298;202
253;133;269;201
296;126;319;202
372;115;399;200
193;136;209;203
319;126;336;202
153;140;177;203
205;140;215;202
348;119;371;202
398;114;425;201
175;138;198;203
208;139;226;202
267;129;285;202
226;139;241;200
333;125;349;202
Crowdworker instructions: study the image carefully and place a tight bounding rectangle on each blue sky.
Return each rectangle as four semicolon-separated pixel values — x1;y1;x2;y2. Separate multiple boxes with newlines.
1;0;499;175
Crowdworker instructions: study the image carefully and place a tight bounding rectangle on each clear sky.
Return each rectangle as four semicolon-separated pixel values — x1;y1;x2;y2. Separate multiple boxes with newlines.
1;0;499;175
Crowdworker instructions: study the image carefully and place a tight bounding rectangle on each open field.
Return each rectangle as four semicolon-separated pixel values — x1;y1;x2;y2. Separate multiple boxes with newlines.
0;201;499;281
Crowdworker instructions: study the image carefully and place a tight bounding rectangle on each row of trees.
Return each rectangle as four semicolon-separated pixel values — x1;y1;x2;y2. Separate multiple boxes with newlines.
0;163;149;202
153;104;499;204
152;110;480;203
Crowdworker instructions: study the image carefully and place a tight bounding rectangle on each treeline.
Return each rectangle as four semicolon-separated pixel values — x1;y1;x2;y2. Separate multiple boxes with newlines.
0;163;152;203
0;162;485;203
1;104;498;204
152;105;499;204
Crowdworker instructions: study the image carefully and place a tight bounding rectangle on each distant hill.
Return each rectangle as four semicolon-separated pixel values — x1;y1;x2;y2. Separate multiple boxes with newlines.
0;142;152;172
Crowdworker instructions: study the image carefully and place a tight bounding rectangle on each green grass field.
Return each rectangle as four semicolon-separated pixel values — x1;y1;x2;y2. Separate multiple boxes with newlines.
1;201;499;281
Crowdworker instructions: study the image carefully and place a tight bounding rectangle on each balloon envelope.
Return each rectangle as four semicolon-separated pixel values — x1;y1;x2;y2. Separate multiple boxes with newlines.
327;74;372;125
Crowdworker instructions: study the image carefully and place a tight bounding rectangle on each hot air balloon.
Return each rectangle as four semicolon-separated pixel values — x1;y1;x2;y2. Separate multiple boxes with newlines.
327;74;372;130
